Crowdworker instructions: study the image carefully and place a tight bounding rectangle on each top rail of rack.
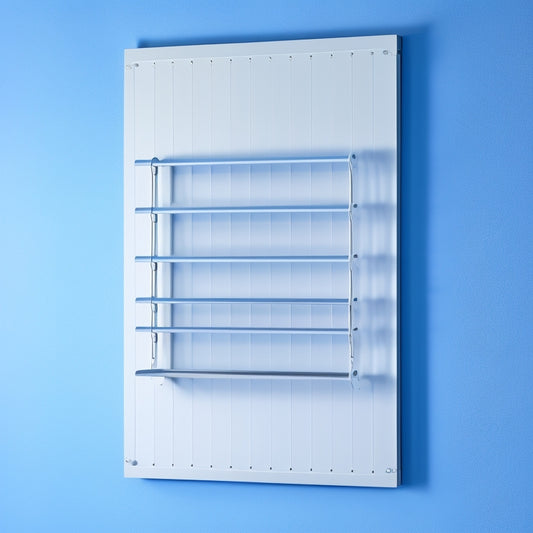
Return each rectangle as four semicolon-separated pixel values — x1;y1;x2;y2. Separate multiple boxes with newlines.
134;155;355;168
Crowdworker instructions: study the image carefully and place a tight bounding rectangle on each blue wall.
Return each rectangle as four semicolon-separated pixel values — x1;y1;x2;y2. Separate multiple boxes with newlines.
1;1;532;531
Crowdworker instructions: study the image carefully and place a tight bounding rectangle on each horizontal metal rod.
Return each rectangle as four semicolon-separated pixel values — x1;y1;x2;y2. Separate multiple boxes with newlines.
135;255;349;263
135;155;351;167
136;326;349;335
135;205;349;214
136;297;349;305
135;369;351;380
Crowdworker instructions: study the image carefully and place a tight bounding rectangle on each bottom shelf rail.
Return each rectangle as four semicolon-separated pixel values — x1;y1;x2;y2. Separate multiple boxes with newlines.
135;369;352;380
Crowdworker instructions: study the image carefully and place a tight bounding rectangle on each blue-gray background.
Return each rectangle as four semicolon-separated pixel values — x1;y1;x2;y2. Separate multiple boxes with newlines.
0;1;531;531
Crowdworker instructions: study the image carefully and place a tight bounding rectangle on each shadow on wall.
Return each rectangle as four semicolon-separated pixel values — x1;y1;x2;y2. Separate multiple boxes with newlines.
137;26;431;488
398;27;431;488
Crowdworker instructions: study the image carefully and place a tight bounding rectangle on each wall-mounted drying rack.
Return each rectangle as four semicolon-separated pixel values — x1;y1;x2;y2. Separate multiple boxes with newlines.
134;154;357;381
124;35;400;487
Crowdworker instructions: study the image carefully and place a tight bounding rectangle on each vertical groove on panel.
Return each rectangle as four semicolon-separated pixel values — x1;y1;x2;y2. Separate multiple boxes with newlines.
330;206;334;470
153;62;158;468
229;58;233;467
209;59;213;469
152;62;156;467
350;51;354;472
370;51;375;471
171;60;175;468
267;58;272;470
309;54;314;471
247;57;252;463
328;56;333;471
248;172;252;467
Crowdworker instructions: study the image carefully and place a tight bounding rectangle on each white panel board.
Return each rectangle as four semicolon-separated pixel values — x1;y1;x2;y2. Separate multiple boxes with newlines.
124;35;400;487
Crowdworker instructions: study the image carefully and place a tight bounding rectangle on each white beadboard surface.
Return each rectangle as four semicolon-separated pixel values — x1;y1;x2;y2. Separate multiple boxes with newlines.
124;35;400;487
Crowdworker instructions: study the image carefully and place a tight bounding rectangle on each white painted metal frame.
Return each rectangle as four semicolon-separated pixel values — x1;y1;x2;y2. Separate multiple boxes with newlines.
124;35;400;487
